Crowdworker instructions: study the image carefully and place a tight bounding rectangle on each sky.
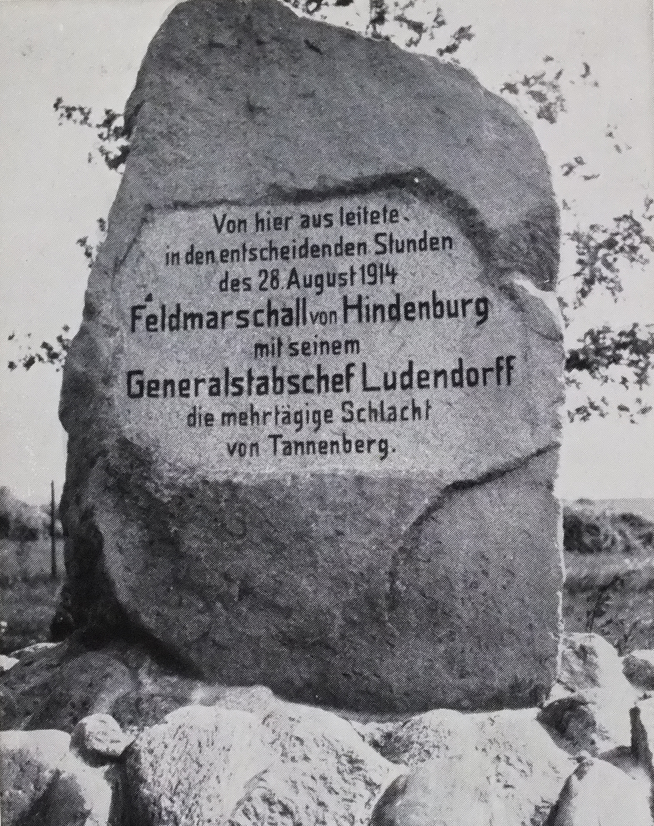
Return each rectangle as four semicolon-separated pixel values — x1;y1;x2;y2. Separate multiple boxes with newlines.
0;0;653;504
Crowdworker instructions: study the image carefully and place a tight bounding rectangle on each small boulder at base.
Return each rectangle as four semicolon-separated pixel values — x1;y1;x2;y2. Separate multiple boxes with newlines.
558;634;628;694
545;634;637;752
538;695;613;757
0;729;121;826
546;755;651;826
370;707;574;826
70;714;134;761
623;649;654;689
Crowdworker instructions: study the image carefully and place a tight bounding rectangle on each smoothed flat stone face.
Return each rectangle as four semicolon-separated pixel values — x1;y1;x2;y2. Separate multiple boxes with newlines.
117;192;557;477
59;0;563;712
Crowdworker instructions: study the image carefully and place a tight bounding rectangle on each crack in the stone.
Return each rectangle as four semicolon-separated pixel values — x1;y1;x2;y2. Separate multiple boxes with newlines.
110;169;494;281
528;327;564;344
113;204;159;275
109;166;558;294
265;170;558;291
384;442;560;619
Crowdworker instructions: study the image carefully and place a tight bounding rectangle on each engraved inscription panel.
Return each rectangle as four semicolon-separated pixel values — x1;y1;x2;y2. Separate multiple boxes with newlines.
116;194;541;475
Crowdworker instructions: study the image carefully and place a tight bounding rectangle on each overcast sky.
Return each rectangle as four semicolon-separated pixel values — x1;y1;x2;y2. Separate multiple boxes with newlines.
0;0;653;503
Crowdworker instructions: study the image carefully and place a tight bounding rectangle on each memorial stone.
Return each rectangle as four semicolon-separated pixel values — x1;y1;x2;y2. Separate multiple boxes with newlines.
59;0;564;712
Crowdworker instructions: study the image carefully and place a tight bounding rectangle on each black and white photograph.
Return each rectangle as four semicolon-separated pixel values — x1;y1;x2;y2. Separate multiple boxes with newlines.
1;1;653;823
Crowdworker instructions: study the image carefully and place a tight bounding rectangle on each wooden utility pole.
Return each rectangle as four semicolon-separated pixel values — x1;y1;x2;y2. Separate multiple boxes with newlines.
50;480;57;579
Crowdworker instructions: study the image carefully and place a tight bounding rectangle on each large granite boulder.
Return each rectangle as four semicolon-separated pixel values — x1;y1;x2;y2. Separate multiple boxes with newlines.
58;0;562;712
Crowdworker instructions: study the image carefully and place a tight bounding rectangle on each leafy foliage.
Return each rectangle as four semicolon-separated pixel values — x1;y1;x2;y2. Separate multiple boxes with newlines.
76;218;108;269
283;0;474;57
500;56;597;125
565;200;654;311
53;98;129;172
373;1;474;56
558;198;654;421
565;324;654;421
7;328;71;373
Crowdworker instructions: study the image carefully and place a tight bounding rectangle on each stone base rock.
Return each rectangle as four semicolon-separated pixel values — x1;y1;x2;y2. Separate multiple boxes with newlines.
125;706;273;826
0;642;133;732
230;704;402;826
70;714;134;762
539;633;639;754
623;650;654;689
0;729;123;826
631;697;654;778
368;707;575;826
545;756;651;826
3;635;654;826
0;639;278;733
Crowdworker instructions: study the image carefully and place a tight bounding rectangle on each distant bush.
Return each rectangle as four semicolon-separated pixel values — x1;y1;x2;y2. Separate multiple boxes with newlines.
564;505;654;555
617;512;654;544
0;486;53;541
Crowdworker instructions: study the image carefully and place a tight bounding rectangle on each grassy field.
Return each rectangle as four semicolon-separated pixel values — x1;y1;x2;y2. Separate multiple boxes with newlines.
563;548;654;653
1;577;62;655
561;502;654;652
0;537;64;655
0;537;62;582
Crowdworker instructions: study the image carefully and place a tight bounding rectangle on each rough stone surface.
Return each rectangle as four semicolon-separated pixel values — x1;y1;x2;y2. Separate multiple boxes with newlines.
366;707;574;825
123;700;401;826
371;706;572;769
5;640;654;826
538;695;604;755
623;649;654;688
58;0;562;712
124;705;275;826
0;729;122;826
11;642;62;659
1;729;71;824
231;703;402;826
558;634;630;694
70;714;134;760
541;633;638;753
545;756;651;826
23;759;123;826
631;697;654;778
0;640;279;732
0;684;20;729
0;643;134;732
